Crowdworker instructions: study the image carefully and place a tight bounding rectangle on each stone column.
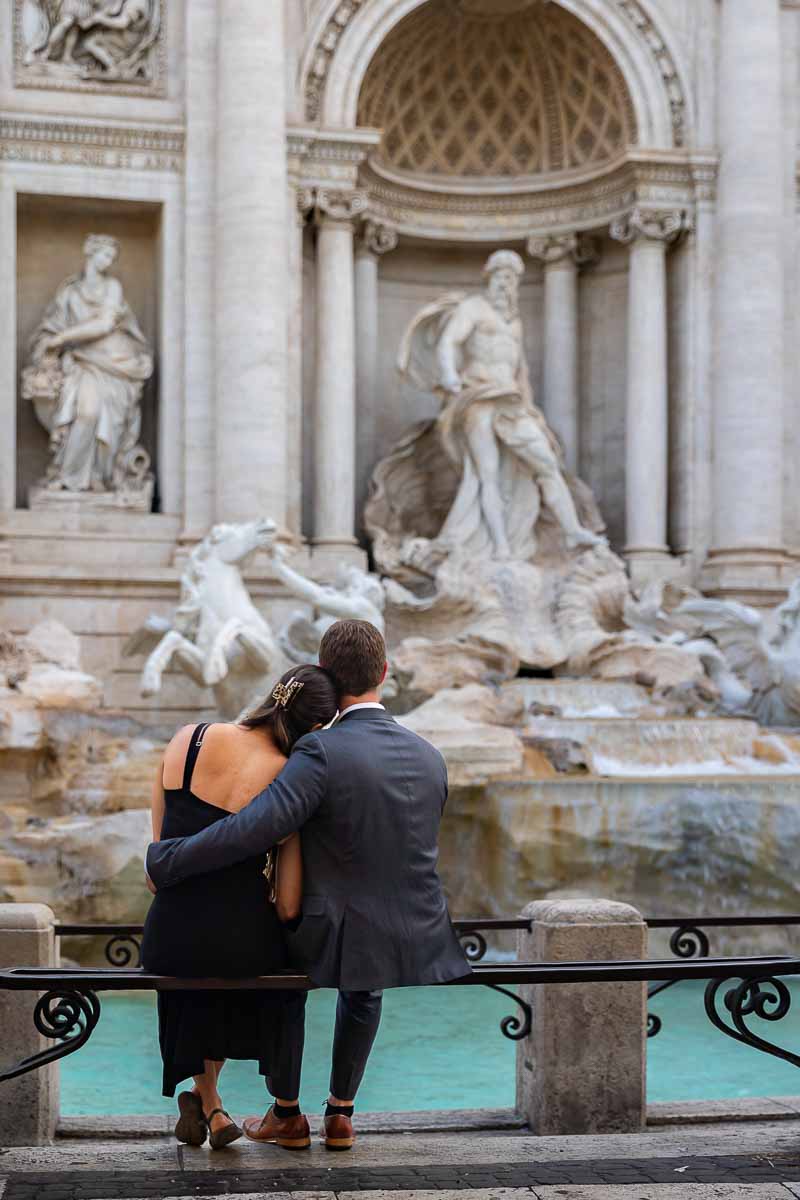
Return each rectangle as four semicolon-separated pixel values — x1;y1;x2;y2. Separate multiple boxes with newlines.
313;189;367;551
782;4;800;556
611;209;686;580
0;177;16;516
706;0;785;596
0;904;59;1146
286;187;314;537
527;234;597;474
215;0;289;528
355;220;398;527
516;899;647;1135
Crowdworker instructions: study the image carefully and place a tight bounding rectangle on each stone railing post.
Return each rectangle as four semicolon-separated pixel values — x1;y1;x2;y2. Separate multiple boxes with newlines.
0;904;59;1145
516;898;646;1135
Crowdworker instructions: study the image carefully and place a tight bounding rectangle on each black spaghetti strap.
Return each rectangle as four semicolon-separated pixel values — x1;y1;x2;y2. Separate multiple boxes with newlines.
182;723;210;792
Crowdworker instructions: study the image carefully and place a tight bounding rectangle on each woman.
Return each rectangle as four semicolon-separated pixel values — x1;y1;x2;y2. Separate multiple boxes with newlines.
141;665;338;1150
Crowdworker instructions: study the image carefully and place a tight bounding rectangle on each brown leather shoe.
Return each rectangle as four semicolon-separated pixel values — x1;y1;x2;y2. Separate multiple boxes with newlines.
322;1110;355;1151
243;1105;311;1150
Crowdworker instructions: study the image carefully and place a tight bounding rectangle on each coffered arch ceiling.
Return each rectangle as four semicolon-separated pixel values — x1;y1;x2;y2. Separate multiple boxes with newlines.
356;0;638;181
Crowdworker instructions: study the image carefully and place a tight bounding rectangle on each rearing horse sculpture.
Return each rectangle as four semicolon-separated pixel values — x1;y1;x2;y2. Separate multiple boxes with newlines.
125;518;288;718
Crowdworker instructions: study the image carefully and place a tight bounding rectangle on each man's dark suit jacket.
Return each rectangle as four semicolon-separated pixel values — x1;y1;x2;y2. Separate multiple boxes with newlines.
146;707;470;992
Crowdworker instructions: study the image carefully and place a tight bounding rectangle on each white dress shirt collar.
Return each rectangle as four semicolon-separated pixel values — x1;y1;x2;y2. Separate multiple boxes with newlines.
339;701;386;716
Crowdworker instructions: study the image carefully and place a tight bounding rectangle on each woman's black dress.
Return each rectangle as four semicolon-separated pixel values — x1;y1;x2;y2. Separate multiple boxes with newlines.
141;723;290;1097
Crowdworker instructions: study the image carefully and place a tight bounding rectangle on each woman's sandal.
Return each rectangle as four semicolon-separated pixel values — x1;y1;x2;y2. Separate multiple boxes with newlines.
174;1091;207;1147
206;1107;244;1151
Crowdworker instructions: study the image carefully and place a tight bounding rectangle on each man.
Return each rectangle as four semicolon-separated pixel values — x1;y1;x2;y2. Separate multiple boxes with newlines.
398;249;603;561
146;619;469;1150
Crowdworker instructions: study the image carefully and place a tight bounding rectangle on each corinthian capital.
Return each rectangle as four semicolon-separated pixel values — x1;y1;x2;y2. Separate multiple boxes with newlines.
358;219;399;257
314;188;369;225
527;232;599;268
610;208;692;246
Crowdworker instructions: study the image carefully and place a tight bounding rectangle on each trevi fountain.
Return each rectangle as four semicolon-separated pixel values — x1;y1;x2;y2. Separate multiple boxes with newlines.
2;0;800;964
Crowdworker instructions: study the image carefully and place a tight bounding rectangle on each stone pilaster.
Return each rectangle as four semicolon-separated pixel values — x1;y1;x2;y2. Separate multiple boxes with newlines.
355;219;399;527
215;0;289;528
527;233;598;473
611;209;688;581
180;0;216;542
313;188;368;550
704;0;787;599
286;187;315;537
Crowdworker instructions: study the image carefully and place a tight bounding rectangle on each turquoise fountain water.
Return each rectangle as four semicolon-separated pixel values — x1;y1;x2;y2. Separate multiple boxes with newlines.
61;980;800;1116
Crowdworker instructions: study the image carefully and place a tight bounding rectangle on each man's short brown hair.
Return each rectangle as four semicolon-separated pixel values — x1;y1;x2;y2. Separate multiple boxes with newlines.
318;619;387;698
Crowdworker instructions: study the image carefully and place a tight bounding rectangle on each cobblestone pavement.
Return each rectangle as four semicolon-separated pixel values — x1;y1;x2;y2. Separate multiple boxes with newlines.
4;1122;800;1199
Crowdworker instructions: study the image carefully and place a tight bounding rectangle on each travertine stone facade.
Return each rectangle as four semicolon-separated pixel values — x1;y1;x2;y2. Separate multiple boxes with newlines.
2;0;800;718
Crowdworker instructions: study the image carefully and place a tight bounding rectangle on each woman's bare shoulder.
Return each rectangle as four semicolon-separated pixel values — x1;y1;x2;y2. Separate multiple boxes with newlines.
203;723;288;775
163;721;231;765
161;723;199;786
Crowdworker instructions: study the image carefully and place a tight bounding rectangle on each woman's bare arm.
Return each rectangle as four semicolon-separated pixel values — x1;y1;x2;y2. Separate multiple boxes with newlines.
151;761;166;841
146;761;166;895
275;833;303;923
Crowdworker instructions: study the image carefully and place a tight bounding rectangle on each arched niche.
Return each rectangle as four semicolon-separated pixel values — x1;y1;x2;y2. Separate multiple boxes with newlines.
302;0;693;153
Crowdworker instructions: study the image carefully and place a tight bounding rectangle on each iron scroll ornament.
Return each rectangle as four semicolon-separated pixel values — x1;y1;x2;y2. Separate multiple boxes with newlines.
487;984;532;1040
0;987;101;1083
458;930;489;962
670;925;711;960
456;927;532;1038
647;924;713;1037
105;934;142;967
704;975;800;1068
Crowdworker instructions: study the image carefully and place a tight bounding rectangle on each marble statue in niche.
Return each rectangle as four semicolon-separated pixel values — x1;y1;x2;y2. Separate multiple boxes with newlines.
19;0;161;84
366;250;705;697
392;249;602;566
22;233;154;510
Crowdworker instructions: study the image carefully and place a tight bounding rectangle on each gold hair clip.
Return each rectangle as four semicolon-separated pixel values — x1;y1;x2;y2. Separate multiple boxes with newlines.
271;677;305;709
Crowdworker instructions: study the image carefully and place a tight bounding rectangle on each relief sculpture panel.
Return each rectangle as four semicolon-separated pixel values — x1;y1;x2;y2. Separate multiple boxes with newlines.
15;0;164;93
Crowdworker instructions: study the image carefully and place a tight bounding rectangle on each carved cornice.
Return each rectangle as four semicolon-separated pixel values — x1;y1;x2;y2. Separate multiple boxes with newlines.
287;125;380;168
287;124;381;192
357;152;715;242
0;116;184;172
357;218;399;256
304;0;689;150
527;232;599;267
610;206;692;245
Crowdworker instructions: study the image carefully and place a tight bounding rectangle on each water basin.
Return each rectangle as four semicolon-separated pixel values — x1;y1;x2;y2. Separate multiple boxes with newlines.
59;979;800;1116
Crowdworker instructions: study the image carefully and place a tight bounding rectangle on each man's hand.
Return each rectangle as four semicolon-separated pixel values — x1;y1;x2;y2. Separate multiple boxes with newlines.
145;869;157;895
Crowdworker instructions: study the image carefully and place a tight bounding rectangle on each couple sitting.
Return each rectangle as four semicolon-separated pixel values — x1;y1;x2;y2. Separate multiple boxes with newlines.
142;619;469;1151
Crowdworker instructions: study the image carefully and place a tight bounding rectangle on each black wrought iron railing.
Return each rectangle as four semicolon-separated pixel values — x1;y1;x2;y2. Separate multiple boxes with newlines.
645;917;800;1037
3;955;800;1085
54;915;800;1043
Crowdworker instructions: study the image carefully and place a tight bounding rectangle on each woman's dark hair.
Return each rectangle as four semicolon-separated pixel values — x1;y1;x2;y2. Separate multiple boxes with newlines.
240;664;338;755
